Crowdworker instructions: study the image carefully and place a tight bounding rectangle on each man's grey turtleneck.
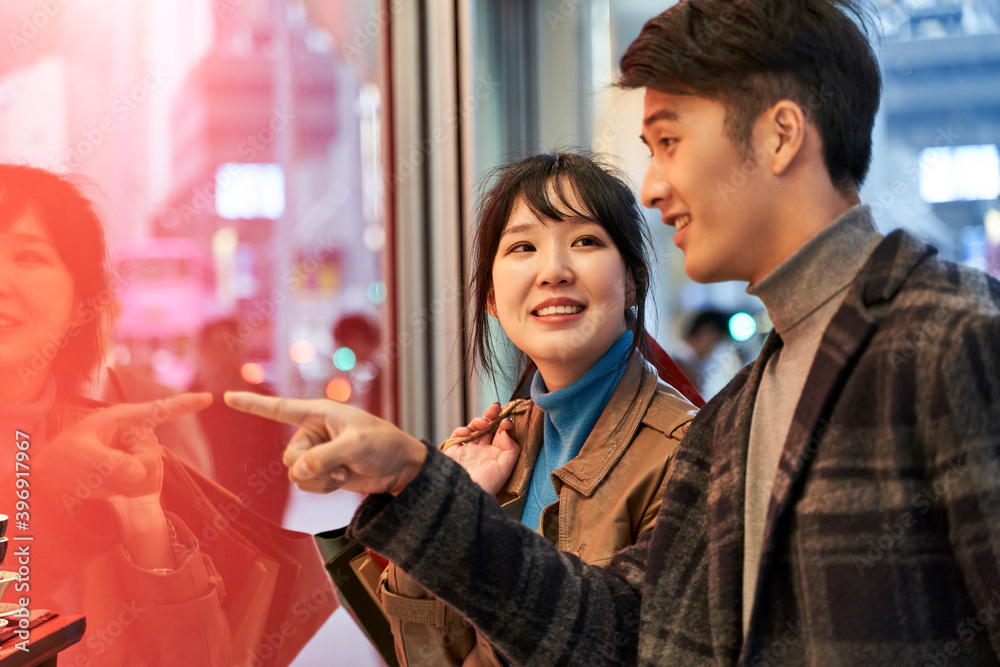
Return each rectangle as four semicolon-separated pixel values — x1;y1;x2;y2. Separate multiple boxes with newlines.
741;205;883;633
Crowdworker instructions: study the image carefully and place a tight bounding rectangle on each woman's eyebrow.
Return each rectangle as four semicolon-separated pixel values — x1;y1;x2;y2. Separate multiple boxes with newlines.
500;222;536;238
502;216;599;238
1;231;53;244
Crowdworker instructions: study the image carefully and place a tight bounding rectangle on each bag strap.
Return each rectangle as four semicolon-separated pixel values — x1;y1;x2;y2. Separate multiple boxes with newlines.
379;586;465;629
643;332;705;408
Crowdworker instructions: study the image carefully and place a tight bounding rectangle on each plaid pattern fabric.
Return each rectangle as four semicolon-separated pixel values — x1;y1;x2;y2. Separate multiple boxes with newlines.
352;229;1000;666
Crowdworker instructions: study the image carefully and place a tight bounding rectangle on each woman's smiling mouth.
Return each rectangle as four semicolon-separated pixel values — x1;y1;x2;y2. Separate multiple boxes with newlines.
534;304;585;317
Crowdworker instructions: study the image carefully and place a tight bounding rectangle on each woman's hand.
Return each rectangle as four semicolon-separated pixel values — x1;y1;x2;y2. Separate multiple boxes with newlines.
442;403;519;496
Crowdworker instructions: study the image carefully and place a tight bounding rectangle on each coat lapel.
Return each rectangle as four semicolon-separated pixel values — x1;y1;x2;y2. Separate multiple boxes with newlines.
763;230;937;536
554;354;655;496
701;331;784;660
750;230;938;644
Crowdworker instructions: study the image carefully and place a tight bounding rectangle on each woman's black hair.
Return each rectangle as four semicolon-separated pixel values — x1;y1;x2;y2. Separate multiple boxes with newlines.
0;164;112;395
469;152;653;391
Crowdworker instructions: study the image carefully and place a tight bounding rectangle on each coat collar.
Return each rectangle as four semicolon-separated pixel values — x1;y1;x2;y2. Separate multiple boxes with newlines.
763;229;936;534
553;353;660;496
500;352;667;501
737;229;938;656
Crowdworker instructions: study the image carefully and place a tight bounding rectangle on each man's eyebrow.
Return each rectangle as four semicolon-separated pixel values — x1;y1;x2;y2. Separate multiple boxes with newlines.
640;109;680;145
642;109;679;126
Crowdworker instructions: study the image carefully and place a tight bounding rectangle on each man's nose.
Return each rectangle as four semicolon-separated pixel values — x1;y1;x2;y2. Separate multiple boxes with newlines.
640;160;671;210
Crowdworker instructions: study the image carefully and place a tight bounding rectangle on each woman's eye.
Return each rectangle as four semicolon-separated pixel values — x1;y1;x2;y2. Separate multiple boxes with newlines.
16;251;50;264
508;242;534;253
573;236;602;247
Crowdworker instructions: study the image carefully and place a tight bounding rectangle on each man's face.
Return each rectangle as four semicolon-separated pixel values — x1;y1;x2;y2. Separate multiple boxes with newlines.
640;89;779;284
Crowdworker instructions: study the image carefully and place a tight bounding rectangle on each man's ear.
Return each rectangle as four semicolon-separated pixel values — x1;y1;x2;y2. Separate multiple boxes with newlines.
764;100;807;176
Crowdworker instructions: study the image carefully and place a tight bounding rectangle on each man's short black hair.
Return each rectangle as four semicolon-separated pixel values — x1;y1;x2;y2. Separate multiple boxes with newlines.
619;0;882;191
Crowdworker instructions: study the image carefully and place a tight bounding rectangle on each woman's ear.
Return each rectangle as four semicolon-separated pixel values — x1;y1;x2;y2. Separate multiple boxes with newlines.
625;274;637;309
487;290;498;317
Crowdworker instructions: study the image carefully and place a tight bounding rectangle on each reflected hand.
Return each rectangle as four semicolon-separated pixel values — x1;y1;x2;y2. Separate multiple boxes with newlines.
35;393;212;500
442;402;519;496
223;392;427;496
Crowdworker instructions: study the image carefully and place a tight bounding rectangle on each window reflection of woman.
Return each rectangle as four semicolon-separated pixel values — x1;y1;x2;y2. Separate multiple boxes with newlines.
0;164;230;665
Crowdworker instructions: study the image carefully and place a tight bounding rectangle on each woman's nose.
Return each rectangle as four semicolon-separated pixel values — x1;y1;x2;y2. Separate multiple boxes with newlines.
0;260;13;294
537;246;574;286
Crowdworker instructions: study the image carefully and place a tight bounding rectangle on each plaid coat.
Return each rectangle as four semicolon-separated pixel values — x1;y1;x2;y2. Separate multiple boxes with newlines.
352;229;1000;666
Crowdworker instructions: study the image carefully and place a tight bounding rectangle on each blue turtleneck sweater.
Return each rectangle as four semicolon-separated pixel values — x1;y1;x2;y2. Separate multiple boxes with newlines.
520;330;633;531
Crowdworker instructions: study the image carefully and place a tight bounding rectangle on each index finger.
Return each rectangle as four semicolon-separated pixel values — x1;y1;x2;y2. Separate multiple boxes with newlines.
101;392;213;429
224;391;321;426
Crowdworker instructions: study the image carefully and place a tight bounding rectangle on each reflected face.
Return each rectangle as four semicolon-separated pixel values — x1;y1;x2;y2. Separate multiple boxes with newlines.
0;211;75;393
640;89;775;284
490;195;630;391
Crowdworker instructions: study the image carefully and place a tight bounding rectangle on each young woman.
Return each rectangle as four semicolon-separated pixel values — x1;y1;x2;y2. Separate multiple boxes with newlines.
379;153;700;667
0;164;331;666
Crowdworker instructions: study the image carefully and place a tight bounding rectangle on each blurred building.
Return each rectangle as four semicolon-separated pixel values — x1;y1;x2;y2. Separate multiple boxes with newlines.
868;0;1000;276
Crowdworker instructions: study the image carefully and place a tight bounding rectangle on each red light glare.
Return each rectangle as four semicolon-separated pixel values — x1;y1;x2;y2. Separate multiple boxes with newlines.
241;362;265;385
326;377;352;402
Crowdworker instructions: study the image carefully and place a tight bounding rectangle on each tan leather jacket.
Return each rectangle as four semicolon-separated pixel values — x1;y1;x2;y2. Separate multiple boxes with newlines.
379;353;698;666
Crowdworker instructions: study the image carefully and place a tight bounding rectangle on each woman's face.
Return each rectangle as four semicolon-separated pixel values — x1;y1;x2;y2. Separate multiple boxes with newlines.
490;195;631;391
0;210;75;400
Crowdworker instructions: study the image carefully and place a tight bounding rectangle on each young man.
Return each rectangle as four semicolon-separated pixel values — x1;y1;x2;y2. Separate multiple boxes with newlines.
227;0;1000;664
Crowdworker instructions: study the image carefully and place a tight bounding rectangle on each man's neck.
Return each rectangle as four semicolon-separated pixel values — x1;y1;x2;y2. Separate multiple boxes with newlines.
748;186;861;286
